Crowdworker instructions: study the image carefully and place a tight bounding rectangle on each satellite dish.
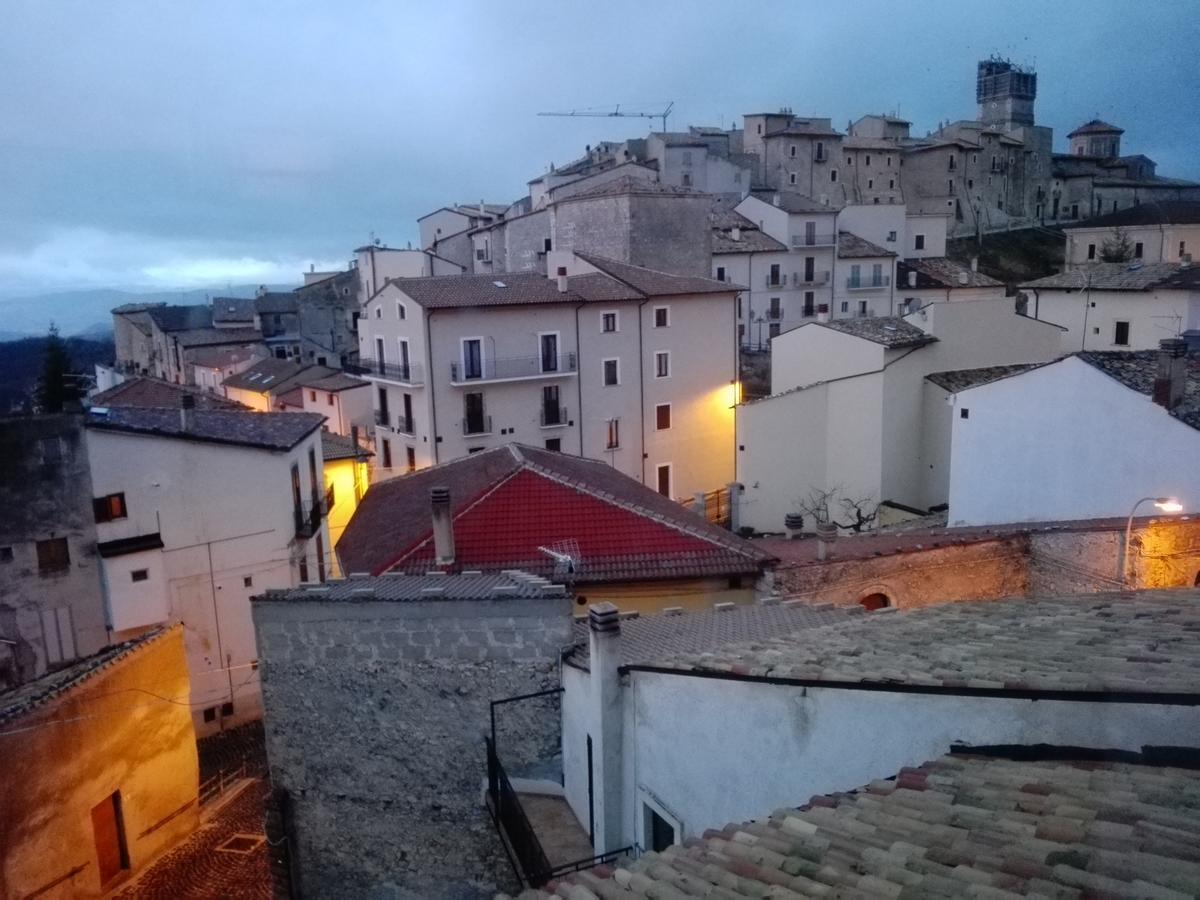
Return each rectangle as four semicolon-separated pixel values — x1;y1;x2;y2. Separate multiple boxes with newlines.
537;539;583;585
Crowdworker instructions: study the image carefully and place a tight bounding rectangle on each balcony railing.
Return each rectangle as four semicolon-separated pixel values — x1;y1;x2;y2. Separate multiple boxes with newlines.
794;270;830;285
451;352;577;384
395;414;415;435
540;406;569;428
293;493;329;539
347;358;424;385
765;274;785;287
846;275;891;290
767;308;782;320
374;409;389;427
791;233;837;247
462;414;492;436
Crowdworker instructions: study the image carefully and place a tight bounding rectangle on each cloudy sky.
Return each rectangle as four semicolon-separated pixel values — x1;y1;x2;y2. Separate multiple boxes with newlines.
2;0;1196;298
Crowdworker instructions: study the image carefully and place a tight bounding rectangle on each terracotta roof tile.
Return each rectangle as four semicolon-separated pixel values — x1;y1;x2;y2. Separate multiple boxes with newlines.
89;376;248;410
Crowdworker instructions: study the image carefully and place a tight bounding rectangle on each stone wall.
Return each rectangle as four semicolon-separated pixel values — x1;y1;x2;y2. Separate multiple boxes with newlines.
253;595;573;899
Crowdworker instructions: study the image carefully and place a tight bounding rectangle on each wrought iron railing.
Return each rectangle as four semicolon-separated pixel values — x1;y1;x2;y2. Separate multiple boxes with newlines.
791;233;836;247
462;414;492;436
846;275;890;290
348;358;424;385
540;406;569;427
451;353;577;383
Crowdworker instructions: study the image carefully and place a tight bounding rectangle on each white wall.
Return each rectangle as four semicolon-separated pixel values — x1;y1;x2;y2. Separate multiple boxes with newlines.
1032;287;1200;353
614;671;1200;846
948;355;1200;524
769;323;886;395
904;214;950;258
1064;223;1200;266
417;209;473;251
835;204;907;251
300;384;371;436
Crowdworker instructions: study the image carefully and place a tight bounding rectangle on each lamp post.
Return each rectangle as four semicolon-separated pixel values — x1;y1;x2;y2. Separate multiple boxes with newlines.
1119;497;1183;586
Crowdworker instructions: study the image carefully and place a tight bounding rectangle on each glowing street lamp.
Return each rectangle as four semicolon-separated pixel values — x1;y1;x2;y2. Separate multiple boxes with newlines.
1120;497;1184;585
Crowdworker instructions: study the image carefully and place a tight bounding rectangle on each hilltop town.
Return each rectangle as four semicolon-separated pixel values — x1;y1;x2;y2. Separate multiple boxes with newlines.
3;59;1200;899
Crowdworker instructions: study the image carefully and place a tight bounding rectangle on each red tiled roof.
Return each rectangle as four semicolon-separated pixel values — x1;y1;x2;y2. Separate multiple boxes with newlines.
337;445;770;582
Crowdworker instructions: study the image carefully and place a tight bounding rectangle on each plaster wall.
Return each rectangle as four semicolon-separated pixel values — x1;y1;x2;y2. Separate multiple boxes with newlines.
1031;287;1200;353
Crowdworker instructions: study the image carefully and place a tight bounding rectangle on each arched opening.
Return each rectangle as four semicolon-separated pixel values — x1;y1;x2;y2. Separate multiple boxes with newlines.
859;592;891;612
1194;571;1200;587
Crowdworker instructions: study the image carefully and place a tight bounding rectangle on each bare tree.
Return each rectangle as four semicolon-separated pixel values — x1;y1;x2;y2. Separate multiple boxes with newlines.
793;486;879;533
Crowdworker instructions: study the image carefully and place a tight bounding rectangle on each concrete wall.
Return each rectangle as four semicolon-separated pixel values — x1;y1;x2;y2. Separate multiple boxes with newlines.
252;594;572;898
1031;286;1200;353
87;426;328;734
0;628;198;899
0;415;108;690
948;356;1200;525
618;671;1200;847
769;324;885;395
1065;223;1200;266
299;384;370;436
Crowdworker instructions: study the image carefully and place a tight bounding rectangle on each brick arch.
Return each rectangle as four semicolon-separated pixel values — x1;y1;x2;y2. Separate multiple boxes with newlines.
857;584;895;611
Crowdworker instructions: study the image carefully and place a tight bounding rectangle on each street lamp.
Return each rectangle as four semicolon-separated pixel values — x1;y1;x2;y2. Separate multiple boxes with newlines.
1120;497;1183;585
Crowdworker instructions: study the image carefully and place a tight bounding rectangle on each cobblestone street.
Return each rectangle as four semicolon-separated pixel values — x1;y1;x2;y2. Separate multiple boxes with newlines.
114;778;272;900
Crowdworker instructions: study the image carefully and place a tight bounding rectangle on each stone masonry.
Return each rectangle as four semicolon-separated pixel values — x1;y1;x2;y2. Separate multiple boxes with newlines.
252;580;572;899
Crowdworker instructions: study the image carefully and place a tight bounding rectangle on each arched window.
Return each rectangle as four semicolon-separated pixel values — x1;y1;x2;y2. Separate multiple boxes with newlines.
859;592;891;612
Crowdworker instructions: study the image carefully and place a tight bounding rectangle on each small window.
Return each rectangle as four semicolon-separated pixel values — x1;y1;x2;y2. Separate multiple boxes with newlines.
544;237;553;253
37;537;70;575
840;301;849;313
298;555;309;582
715;266;725;282
858;300;868;315
960;408;969;419
653;306;669;328
789;172;797;185
93;493;128;523
830;169;838;183
203;707;217;723
0;547;12;563
601;312;618;333
130;569;149;583
865;155;871;166
544;438;561;452
866;178;873;189
681;172;692;187
40;607;76;664
374;307;382;319
655;351;670;378
886;230;897;242
221;701;234;717
1180;241;1187;258
406;446;416;473
789;144;797;158
327;393;335;406
243;575;253;588
309;390;317;402
1114;321;1131;346
397;302;406;320
655;404;671;430
655;464;672;498
1134;242;1144;259
606;418;620;450
1087;243;1096;260
603;359;619;386
914;234;925;251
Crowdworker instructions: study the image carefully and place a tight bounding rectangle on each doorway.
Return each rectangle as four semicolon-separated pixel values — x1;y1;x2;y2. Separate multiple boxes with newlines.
91;791;130;887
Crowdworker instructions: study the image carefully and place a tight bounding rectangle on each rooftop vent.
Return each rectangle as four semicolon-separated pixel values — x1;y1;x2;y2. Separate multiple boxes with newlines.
493;280;507;288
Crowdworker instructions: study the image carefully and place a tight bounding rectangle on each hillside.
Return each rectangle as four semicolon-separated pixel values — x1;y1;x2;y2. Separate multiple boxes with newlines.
947;226;1066;292
0;334;114;414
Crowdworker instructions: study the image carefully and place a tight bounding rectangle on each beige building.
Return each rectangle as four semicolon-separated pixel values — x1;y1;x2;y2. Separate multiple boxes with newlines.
1062;200;1200;267
356;252;738;500
0;627;198;898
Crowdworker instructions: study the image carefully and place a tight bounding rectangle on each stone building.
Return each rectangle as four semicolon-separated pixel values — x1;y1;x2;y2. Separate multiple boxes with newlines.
0;626;198;898
0;414;108;690
252;571;573;898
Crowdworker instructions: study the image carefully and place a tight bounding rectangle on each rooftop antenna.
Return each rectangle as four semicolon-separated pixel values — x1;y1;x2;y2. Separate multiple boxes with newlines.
538;101;675;132
537;538;583;588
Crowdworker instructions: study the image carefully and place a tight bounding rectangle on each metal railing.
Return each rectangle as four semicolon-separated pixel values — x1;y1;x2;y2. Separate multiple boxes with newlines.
452;353;578;383
395;414;415;435
374;409;389;427
791;233;836;247
486;737;553;886
764;274;785;287
293;495;328;539
794;270;830;285
846;275;890;290
198;759;258;806
462;414;492;436
766;308;782;320
540;406;569;427
682;486;732;528
348;358;424;385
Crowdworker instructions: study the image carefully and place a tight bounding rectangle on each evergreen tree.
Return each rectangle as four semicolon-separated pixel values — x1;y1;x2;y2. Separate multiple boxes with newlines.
36;324;81;412
1100;227;1135;263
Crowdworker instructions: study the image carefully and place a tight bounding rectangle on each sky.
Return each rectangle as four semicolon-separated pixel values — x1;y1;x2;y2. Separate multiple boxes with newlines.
2;0;1197;299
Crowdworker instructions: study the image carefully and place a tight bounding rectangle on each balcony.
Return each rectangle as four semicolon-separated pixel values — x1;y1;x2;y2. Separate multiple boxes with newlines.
374;409;389;427
462;414;493;436
794;270;830;285
293;490;331;540
395;414;415;435
766;309;782;321
348;358;424;385
846;275;891;291
790;233;836;248
765;274;785;288
540;406;569;428
450;353;577;385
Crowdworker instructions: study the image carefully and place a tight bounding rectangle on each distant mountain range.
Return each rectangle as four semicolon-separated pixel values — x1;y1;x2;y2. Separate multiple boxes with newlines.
0;284;296;338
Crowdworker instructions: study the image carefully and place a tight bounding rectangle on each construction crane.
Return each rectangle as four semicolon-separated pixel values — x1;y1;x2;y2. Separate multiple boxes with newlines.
538;101;674;132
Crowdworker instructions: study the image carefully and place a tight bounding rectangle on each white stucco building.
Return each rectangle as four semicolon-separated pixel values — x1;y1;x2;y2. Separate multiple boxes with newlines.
354;252;739;499
1024;262;1200;353
562;593;1200;858
947;341;1199;526
736;299;1064;533
84;405;330;734
1062;200;1200;266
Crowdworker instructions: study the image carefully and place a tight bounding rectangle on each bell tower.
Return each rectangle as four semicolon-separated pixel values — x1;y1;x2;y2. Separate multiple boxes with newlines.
976;58;1037;131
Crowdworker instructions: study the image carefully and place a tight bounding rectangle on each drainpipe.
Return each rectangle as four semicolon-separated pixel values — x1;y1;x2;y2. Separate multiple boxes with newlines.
425;310;438;464
574;301;584;454
638;296;649;485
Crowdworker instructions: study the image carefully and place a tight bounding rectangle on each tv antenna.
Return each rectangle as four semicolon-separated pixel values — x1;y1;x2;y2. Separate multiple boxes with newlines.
538;102;675;132
537;538;583;587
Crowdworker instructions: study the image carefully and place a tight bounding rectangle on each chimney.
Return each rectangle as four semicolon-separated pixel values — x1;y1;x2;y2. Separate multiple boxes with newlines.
556;265;568;293
478;199;486;217
430;486;455;565
731;226;742;242
179;393;196;432
1153;338;1188;410
587;602;624;853
772;193;782;207
957;271;970;286
970;256;979;272
817;303;830;323
1181;253;1193;269
907;270;918;289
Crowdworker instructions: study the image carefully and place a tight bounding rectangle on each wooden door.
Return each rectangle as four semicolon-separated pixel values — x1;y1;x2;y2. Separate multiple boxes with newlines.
91;792;128;886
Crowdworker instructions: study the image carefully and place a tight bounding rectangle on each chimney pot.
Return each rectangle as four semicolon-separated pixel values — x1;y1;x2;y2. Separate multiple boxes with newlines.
970;256;979;272
430;486;455;564
731;226;741;241
1153;337;1188;410
588;601;621;635
817;303;830;323
908;270;918;288
180;393;196;431
556;265;568;293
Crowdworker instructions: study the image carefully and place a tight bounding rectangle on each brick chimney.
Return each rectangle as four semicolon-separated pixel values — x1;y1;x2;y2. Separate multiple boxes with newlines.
179;393;196;432
1153;337;1188;410
430;486;455;565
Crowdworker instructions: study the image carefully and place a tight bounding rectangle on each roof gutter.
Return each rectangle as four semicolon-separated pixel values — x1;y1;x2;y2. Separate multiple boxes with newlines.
620;664;1200;706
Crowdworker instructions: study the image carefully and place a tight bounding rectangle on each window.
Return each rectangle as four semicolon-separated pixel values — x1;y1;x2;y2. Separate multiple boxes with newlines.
655;464;672;498
967;178;973;190
606;418;620;450
544;438;561;452
131;569;149;583
1087;243;1096;260
681;172;692;187
1180;241;1187;258
815;141;824;160
463;392;487;434
602;358;619;386
840;301;849;313
849;263;861;287
830;169;838;183
243;575;253;588
768;297;781;319
93;493;128;523
886;230;897;243
948;154;956;171
543;237;553;253
374;306;382;319
539;332;559;373
655;351;670;378
40;606;76;664
655;404;671;430
1135;242;1144;259
960;408;970;420
298;553;309;582
461;338;483;380
865;155;871;166
602;311;618;332
858;300;868;315
948;179;954;194
203;707;217;723
886;155;892;167
316;533;326;583
803;291;815;317
845;155;852;166
789;144;797;158
715;266;725;282
769;323;781;338
327;393;335;406
0;546;12;563
788;172;796;185
37;537;70;575
914;234;925;250
309;390;317;402
221;701;234;717
396;301;406;320
867;178;873;189
769;263;781;286
381;438;392;470
1114;321;1131;346
406;447;416;473
653;306;670;328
